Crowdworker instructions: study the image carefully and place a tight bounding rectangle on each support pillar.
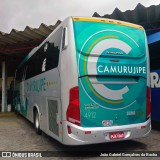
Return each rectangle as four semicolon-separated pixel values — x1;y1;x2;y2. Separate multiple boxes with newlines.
1;61;7;112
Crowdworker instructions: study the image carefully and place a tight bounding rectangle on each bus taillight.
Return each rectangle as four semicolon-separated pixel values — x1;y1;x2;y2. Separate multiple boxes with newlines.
146;87;151;119
66;87;81;126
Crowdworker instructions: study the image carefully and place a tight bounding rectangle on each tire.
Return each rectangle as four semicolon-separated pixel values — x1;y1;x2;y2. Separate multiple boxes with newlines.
34;110;42;135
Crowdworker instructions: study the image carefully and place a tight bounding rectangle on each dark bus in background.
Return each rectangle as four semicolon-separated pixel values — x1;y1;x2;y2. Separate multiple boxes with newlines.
148;31;160;127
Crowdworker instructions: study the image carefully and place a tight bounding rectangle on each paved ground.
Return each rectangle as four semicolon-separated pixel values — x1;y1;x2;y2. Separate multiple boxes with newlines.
0;114;160;160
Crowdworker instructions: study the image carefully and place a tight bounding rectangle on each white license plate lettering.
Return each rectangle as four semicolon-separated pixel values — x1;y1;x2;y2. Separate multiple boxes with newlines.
109;132;124;140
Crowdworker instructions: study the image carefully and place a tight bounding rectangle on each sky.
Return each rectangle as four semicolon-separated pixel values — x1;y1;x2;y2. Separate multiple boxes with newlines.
0;0;159;33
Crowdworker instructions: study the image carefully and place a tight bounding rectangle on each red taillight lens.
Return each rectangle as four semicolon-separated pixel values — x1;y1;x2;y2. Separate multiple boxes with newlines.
146;87;151;119
69;87;79;102
67;125;71;134
66;87;81;126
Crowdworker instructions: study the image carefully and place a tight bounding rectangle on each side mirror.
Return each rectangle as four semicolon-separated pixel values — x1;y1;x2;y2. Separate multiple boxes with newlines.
62;27;68;50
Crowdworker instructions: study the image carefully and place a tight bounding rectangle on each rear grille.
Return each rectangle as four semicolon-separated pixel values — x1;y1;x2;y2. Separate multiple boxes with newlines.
48;100;59;136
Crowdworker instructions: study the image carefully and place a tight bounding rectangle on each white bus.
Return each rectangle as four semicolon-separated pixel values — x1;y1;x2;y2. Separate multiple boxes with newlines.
14;17;151;145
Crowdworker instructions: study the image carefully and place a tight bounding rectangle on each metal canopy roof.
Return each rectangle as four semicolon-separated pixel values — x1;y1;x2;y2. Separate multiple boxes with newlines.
0;20;61;60
93;3;160;35
0;20;61;76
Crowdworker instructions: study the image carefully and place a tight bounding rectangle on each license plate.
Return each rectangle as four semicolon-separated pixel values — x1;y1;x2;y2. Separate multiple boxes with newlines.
109;131;124;140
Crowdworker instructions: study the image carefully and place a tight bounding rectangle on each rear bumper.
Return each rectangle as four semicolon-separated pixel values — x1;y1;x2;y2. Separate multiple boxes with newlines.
62;119;151;145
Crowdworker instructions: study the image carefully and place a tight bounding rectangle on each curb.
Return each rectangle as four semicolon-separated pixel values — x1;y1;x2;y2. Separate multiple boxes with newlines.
0;112;16;117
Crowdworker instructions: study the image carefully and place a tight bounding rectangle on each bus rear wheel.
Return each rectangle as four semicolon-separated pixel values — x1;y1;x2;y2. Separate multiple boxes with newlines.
34;110;42;135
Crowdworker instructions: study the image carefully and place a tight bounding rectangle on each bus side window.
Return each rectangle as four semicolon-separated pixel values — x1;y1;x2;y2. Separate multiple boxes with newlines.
46;27;63;71
25;27;63;80
16;66;24;83
26;46;46;79
22;66;28;81
26;59;36;79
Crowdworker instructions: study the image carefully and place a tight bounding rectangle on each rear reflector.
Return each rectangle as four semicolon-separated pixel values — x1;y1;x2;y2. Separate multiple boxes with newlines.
141;126;146;129
85;131;91;134
67;125;71;134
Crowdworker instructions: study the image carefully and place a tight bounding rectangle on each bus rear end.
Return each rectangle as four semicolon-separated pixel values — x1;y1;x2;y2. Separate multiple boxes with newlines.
65;17;151;145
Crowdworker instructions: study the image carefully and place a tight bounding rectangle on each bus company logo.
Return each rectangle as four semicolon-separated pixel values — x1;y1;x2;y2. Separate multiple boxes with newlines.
27;78;46;92
97;65;146;75
86;38;132;103
78;30;145;110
